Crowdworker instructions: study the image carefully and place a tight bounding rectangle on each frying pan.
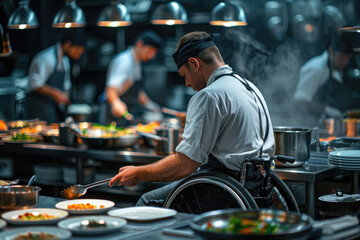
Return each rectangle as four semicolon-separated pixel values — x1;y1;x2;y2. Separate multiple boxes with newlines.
190;209;313;240
67;121;141;149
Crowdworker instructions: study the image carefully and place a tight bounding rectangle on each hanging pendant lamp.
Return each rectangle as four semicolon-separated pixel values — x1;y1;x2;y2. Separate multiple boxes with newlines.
7;0;39;29
151;1;188;25
339;26;360;32
97;0;132;27
52;0;86;28
210;1;247;27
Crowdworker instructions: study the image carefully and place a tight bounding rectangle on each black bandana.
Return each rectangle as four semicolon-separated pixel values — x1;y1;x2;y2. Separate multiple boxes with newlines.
172;35;217;69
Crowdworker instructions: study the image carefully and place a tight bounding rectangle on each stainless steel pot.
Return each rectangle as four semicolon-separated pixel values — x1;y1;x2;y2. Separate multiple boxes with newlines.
273;127;312;167
190;208;313;240
137;127;180;155
0;185;41;210
318;189;360;218
80;134;141;149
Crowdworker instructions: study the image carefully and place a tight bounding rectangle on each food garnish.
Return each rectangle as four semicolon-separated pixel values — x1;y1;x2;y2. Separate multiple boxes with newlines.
16;212;58;221
205;216;290;235
67;203;105;210
13;231;59;240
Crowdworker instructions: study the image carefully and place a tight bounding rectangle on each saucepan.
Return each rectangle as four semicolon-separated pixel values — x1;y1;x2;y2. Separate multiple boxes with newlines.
273;127;312;167
137;127;180;155
190;208;313;240
0;175;41;210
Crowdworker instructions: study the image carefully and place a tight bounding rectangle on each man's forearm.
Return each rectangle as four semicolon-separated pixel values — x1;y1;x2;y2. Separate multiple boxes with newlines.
137;153;200;182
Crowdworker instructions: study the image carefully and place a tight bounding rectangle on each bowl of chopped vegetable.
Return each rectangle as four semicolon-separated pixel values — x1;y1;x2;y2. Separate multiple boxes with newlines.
1;133;39;144
190;209;313;240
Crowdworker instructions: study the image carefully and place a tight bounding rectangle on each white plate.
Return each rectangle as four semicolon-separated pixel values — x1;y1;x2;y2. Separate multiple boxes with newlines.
57;215;127;235
1;208;68;225
329;150;360;159
55;199;115;214
0;227;71;240
0;219;6;229
108;206;177;221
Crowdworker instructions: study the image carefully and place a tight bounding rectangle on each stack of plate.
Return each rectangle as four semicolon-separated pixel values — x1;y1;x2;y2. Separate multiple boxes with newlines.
328;150;360;171
34;163;62;183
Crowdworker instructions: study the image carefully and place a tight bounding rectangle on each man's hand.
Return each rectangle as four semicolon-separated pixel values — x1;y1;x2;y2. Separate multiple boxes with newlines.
109;166;140;187
53;90;71;106
145;100;161;113
111;99;128;118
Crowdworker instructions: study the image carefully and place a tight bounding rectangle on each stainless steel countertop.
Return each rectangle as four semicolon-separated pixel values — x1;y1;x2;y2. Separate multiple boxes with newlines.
274;163;347;183
0;142;163;164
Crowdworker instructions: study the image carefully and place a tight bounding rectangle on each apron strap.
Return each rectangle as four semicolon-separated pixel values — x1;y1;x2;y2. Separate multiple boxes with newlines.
213;72;270;157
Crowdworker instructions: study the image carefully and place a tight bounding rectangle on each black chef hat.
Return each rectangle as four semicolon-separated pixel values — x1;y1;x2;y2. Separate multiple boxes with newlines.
136;30;163;49
172;34;218;69
331;32;353;54
60;30;87;48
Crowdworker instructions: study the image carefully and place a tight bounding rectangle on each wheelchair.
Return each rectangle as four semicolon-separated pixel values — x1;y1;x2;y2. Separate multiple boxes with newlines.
163;155;299;214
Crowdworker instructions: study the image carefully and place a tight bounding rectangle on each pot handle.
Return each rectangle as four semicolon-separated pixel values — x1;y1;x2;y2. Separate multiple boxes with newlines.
137;131;168;142
272;155;295;164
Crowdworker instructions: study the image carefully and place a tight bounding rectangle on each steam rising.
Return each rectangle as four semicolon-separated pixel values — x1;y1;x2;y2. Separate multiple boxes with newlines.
218;29;305;126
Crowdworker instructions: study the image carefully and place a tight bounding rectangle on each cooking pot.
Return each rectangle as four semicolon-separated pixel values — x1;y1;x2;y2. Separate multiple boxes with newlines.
190;208;313;240
318;189;360;218
137;127;180;155
0;185;41;210
273;127;312;167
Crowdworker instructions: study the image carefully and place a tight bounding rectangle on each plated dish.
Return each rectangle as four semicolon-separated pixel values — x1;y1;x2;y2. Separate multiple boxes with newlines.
1;208;68;225
55;199;115;214
0;226;71;240
108;206;177;221
57;215;127;235
1;135;39;144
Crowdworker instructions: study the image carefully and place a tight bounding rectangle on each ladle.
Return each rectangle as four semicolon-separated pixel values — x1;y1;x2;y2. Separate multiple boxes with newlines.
60;178;112;200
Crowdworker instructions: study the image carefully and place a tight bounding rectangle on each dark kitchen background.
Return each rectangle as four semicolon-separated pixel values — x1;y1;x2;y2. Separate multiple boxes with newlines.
0;0;360;126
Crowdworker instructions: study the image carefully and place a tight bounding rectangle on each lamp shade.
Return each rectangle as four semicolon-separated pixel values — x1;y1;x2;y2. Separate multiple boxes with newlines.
151;1;188;25
52;0;86;28
210;2;247;27
7;0;39;29
339;26;360;33
97;1;132;27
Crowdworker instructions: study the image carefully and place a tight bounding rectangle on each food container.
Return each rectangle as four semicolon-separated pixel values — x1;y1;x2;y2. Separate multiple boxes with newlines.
318;189;360;218
273;127;312;167
190;208;313;240
0;185;41;210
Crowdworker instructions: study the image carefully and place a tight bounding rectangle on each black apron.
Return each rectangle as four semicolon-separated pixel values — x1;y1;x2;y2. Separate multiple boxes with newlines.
314;58;353;113
26;48;67;123
99;77;144;126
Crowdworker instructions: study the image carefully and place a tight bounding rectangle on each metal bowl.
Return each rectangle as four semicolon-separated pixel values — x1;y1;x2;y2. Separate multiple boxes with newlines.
190;209;313;240
80;134;141;149
0;185;41;210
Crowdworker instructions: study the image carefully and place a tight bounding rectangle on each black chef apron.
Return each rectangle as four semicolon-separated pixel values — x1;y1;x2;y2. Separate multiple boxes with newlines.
99;79;144;126
314;58;353;116
26;48;67;123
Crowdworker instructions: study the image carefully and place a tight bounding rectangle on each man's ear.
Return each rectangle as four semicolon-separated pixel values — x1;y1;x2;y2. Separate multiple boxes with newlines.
188;57;199;70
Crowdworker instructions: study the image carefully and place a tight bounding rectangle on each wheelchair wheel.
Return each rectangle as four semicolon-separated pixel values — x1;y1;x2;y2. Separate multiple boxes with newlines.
270;174;300;213
163;171;258;214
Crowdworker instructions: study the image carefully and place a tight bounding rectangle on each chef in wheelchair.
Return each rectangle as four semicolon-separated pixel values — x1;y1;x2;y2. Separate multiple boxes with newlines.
110;31;299;214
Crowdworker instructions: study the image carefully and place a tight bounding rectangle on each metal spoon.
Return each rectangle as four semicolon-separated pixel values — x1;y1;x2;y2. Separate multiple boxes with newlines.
27;175;37;186
60;178;112;200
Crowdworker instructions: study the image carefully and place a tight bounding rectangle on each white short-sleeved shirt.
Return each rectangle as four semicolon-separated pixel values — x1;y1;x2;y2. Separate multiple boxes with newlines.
294;51;343;102
176;65;275;171
27;43;71;93
106;48;141;89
